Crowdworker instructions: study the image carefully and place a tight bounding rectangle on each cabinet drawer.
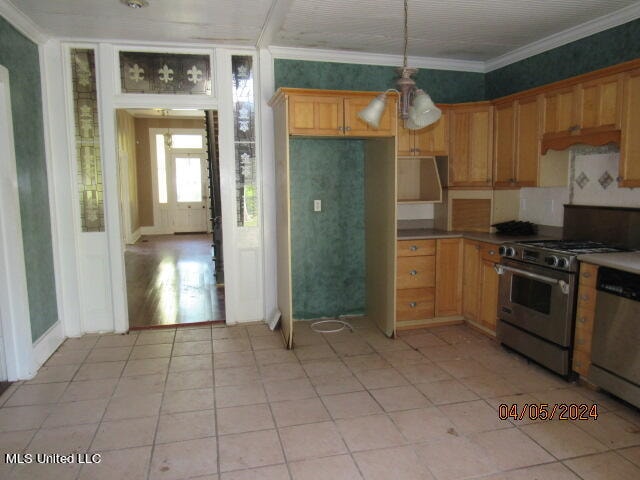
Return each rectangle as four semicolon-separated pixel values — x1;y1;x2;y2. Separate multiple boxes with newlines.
572;350;591;377
397;239;436;257
480;242;500;263
396;256;435;289
578;263;598;288
396;288;435;321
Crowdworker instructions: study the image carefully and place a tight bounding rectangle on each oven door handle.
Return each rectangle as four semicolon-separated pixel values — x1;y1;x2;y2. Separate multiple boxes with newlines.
494;264;571;295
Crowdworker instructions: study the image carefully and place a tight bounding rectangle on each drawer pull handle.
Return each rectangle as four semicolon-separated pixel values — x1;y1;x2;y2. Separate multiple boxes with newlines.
410;245;418;251
582;272;591;278
409;302;417;308
489;250;495;255
409;270;418;276
578;316;587;324
580;294;590;301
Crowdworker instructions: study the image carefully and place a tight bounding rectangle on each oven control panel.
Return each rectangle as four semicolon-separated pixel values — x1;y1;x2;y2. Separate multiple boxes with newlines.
498;243;576;272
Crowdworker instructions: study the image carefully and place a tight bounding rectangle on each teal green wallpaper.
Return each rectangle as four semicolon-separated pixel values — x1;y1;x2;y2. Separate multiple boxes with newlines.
289;138;365;319
486;19;640;99
275;59;486;103
0;16;59;342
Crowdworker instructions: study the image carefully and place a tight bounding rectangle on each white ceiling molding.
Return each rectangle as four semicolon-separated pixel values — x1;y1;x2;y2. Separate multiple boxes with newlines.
257;0;294;49
485;2;640;72
268;45;486;73
0;0;48;44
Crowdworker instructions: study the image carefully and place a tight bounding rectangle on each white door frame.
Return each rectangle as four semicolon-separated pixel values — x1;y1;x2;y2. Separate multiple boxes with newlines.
0;65;36;380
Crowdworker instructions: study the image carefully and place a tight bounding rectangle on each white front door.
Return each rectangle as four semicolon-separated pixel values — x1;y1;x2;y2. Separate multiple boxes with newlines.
171;153;208;233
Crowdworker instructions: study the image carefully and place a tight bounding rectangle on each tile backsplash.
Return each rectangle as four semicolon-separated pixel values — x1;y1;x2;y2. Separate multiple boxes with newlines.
520;148;640;227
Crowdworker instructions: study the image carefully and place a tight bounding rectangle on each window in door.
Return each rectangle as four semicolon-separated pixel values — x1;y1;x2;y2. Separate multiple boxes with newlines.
175;156;203;203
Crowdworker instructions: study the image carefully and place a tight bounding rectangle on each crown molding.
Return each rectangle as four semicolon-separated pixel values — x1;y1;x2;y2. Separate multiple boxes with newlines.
0;0;48;44
268;45;486;73
486;3;640;72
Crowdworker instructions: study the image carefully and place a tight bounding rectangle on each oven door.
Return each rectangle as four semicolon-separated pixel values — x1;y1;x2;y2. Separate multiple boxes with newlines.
496;258;576;346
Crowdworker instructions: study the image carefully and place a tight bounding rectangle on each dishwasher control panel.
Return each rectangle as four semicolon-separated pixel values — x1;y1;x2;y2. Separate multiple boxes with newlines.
597;267;640;301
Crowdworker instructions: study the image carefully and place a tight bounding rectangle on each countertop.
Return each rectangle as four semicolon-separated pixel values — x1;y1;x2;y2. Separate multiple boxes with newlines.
397;228;561;245
577;252;640;275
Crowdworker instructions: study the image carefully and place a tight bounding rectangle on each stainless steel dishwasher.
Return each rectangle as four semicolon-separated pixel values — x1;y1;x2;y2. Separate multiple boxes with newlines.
589;266;640;408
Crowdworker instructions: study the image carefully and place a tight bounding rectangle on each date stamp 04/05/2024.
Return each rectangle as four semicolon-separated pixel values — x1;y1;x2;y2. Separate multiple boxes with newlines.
498;403;599;422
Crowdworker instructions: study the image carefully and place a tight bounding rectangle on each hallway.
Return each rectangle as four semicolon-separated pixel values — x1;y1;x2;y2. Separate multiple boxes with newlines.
125;234;224;328
1;322;639;479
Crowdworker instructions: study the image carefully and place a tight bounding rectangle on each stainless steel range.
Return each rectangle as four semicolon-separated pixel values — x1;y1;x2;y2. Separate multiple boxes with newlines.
495;240;627;376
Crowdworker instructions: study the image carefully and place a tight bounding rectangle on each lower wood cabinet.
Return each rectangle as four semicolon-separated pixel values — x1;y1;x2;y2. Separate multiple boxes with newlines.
462;239;500;335
573;262;598;377
396;238;462;329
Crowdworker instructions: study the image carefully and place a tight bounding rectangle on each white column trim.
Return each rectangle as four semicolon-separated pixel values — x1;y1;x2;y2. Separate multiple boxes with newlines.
0;65;37;380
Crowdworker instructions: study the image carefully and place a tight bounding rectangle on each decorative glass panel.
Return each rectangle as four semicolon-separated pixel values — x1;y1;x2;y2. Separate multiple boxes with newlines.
175;157;202;203
232;55;257;227
119;52;211;95
71;48;104;232
171;134;203;149
156;134;168;204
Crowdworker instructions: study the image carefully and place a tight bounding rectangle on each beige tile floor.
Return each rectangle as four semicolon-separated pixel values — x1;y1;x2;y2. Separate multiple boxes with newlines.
1;320;639;480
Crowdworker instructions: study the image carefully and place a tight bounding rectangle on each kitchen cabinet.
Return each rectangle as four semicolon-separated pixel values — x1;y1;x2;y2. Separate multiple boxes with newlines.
397;110;448;156
542;86;579;137
435;238;463;317
270;88;397;347
573;262;599;377
620;67;640;187
578;74;623;132
396;238;464;329
448;103;494;188
493;96;540;188
462;239;500;335
287;90;397;137
397;157;443;203
396;240;436;327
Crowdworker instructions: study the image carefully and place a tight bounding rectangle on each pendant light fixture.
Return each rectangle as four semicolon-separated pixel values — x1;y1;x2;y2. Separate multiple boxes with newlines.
358;0;441;130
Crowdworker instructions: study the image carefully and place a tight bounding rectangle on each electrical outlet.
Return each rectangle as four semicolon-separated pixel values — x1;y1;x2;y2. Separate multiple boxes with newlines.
314;199;322;212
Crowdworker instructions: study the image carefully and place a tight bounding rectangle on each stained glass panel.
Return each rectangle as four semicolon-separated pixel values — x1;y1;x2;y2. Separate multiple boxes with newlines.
119;52;211;95
232;55;257;227
71;48;104;232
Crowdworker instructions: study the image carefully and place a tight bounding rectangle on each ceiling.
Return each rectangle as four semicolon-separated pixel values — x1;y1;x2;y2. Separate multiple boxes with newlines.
9;0;640;64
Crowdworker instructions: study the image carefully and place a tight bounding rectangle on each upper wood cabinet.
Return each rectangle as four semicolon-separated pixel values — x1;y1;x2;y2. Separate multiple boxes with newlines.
397;110;448;156
493;96;540;188
448;103;494;187
542;86;579;137
620;68;640;187
286;90;396;137
578;74;623;132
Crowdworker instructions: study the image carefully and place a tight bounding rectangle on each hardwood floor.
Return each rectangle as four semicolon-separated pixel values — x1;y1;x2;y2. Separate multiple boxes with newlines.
125;234;225;328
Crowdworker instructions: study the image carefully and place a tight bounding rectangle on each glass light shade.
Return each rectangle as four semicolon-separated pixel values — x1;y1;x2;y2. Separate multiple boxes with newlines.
407;89;442;129
357;93;387;128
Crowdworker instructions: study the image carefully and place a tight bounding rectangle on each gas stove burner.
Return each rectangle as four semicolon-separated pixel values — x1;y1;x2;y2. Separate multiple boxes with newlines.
518;240;628;254
499;239;629;272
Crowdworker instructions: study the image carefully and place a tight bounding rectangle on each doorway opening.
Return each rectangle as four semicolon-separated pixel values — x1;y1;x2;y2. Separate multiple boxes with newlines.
115;108;224;329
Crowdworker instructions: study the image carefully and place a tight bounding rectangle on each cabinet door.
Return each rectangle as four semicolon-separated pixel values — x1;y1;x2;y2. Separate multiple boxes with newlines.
478;259;499;333
579;74;622;131
449;107;492;187
620;68;640;187
514;96;540;187
344;95;396;137
468;110;493;186
449;109;470;185
396;121;414;156
288;95;343;136
414;111;448;156
542;87;578;136
462;240;480;321
493;102;516;187
435;238;463;317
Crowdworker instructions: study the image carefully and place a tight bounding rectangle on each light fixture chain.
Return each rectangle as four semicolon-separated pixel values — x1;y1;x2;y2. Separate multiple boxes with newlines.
403;0;409;69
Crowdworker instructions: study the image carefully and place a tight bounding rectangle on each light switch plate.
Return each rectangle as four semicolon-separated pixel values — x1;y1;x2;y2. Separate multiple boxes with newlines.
314;199;322;212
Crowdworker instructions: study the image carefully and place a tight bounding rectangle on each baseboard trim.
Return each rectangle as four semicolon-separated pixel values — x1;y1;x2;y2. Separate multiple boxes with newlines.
32;320;64;371
131;228;142;244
